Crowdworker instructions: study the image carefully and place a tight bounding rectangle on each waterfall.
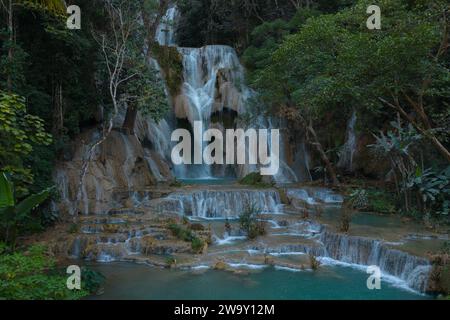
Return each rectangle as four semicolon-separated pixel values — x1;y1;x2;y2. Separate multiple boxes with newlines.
155;6;179;46
287;187;344;207
175;46;249;123
154;6;300;182
267;117;299;183
337;110;357;172
164;189;282;219
172;45;251;178
320;231;431;292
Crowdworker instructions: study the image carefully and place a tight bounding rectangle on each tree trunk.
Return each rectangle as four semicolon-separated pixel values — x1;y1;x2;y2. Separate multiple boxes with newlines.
122;105;138;134
52;82;64;138
307;124;340;186
429;135;450;164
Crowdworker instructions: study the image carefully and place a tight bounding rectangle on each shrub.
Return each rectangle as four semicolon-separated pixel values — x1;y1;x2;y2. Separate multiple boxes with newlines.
168;223;205;254
191;237;205;254
247;222;266;240
367;189;396;214
239;202;266;240
80;267;105;294
166;257;177;268
168;223;194;242
0;245;89;300
347;188;396;214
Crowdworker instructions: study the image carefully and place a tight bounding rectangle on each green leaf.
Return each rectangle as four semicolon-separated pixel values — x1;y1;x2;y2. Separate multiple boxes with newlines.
0;173;14;208
15;188;53;219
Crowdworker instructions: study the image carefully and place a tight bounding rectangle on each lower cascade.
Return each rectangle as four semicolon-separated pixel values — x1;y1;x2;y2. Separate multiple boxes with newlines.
56;185;434;294
319;231;432;292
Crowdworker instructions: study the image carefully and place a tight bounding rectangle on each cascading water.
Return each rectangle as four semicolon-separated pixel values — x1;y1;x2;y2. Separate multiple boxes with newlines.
154;6;300;182
320;231;432;292
167;189;282;218
173;46;252;178
337;110;357;172
155;6;179;46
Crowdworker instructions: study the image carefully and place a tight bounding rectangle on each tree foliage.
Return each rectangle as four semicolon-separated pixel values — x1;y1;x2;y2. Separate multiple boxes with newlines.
0;92;52;195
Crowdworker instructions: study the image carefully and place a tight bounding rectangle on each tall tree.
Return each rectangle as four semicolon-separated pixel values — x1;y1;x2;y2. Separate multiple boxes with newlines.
121;0;169;134
0;0;66;91
250;0;450;186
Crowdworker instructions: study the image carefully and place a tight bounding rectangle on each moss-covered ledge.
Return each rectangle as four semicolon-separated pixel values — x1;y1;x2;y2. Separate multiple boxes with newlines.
151;42;184;96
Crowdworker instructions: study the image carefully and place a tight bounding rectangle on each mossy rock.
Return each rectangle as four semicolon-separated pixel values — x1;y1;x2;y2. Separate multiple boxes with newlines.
214;261;228;270
103;224;120;234
151;43;183;96
240;172;262;185
239;172;274;188
141;236;157;255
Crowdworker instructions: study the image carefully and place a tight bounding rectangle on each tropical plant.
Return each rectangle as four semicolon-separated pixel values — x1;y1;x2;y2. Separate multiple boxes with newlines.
406;167;450;216
348;189;369;210
239;201;266;240
0;245;90;300
0;92;52;196
370;121;422;212
0;172;53;248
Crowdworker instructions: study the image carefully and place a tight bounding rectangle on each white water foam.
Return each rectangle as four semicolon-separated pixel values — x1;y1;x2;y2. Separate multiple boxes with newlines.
214;235;247;246
228;263;267;270
317;257;425;295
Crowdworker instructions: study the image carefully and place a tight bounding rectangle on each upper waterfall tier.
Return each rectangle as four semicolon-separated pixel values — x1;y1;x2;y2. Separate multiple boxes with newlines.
152;6;303;182
155;6;179;46
173;45;251;124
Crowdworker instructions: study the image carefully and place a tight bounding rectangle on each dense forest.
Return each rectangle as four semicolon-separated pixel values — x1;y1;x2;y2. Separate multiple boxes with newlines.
0;0;449;299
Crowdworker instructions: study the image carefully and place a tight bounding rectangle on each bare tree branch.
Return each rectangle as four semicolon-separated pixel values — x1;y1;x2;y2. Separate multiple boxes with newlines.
72;0;141;216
